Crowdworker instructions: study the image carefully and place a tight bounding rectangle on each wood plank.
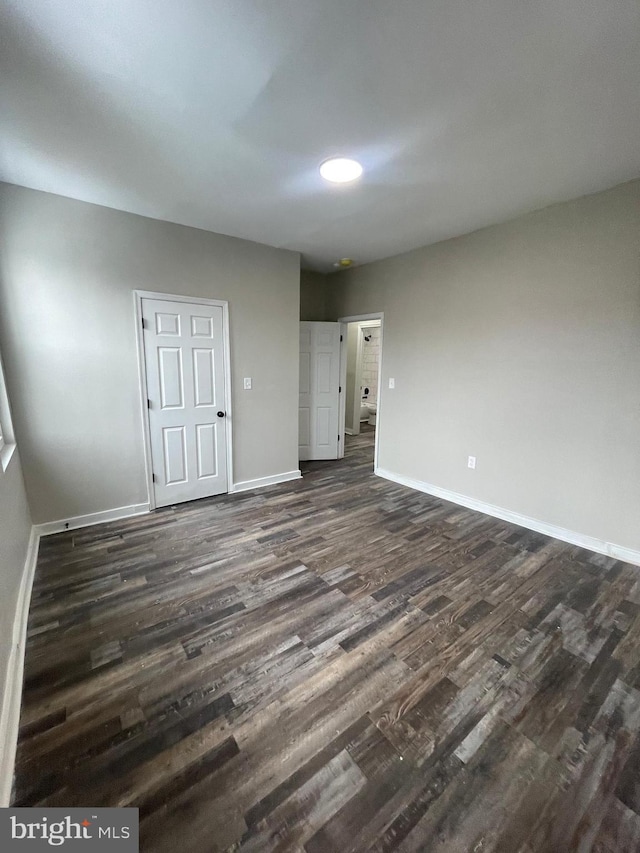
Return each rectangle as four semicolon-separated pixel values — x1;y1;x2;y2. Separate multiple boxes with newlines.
12;425;640;851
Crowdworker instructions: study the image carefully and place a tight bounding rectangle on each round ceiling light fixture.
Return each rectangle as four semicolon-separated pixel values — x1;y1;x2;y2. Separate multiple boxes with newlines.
334;258;354;268
320;157;363;183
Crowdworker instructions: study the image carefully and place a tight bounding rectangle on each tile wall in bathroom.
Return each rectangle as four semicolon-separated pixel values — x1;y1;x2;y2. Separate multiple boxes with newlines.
361;326;381;402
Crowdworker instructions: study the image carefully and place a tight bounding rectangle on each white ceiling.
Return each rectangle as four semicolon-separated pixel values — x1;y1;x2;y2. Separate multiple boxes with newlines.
1;0;639;272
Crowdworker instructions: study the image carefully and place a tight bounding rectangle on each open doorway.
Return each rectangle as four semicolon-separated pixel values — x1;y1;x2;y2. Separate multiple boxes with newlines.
339;313;384;470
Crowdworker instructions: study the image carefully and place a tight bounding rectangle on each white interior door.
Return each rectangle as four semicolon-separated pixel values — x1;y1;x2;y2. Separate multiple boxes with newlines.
141;297;228;507
299;322;341;461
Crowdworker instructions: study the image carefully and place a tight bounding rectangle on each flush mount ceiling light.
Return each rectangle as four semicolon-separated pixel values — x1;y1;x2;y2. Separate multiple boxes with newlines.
334;258;354;268
320;157;363;183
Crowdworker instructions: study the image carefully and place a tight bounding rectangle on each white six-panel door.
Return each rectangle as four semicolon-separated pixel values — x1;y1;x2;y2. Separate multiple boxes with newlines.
141;297;228;507
299;322;341;461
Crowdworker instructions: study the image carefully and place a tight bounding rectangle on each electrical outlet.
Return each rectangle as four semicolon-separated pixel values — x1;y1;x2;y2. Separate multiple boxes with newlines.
389;377;395;389
243;377;252;390
468;456;476;469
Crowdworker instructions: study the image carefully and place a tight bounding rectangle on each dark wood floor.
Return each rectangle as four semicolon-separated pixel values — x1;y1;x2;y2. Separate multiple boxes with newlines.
14;424;640;851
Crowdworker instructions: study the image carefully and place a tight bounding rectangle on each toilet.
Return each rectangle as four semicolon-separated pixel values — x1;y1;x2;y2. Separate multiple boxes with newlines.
359;386;377;426
359;387;371;422
365;401;377;426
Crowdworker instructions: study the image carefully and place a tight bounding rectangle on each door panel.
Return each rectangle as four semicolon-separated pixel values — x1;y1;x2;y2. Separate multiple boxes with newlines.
317;352;332;393
142;297;228;507
299;322;341;461
298;407;311;447
156;312;181;336
196;423;217;478
193;349;215;407
299;351;311;395
163;426;187;484
316;407;331;447
158;348;184;408
191;315;213;337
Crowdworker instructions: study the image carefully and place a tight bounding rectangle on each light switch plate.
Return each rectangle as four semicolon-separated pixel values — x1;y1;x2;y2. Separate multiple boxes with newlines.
243;377;252;390
389;378;395;389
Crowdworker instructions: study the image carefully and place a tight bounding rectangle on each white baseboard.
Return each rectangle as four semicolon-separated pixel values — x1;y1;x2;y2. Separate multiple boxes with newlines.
345;428;354;436
232;470;302;494
375;467;640;567
0;525;40;806
34;503;150;537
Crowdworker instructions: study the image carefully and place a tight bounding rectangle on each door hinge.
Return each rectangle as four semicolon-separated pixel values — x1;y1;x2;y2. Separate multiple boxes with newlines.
141;316;146;330
152;473;156;483
339;386;342;393
340;334;343;342
338;434;340;441
147;398;151;409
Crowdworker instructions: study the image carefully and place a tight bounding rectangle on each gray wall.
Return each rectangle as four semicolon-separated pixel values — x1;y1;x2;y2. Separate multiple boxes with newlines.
300;270;328;320
0;184;301;523
327;180;640;553
0;448;32;701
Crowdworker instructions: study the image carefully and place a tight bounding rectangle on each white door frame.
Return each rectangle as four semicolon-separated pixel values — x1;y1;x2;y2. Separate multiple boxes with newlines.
338;312;384;471
338;323;347;459
352;322;365;437
134;290;233;510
